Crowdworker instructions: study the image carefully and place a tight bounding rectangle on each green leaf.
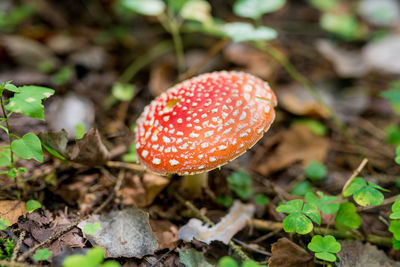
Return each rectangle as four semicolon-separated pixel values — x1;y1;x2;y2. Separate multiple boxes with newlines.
335;202;361;230
120;0;166;16
241;260;266;267
302;202;321;225
282;212;313;234
343;177;367;197
178;248;212;267
305;161;326;181
381;79;400;106
51;66;75;86
4;82;19;92
308;235;340;262
276;199;303;214
123;142;137;163
112;82;135;101
218;256;238;267
309;0;339;11
385;124;400;146
83;222;102;235
390;198;400;219
0;149;11;167
227;171;253;200
75;122;86;139
38;129;69;161
233;0;286;20
255;194;269;206
26;200;42;212
222;22;277;43
390;220;400;240
101;261;121;267
320;13;359;40
33;248;52;261
181;0;212;25
0;218;10;230
393;238;400;250
11;133;43;162
6;85;54;120
291;181;313;196
217;195;233;207
305;192;339;214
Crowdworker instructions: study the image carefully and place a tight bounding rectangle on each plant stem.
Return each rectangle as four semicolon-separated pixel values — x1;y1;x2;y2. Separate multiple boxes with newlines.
182;172;208;197
0;89;14;168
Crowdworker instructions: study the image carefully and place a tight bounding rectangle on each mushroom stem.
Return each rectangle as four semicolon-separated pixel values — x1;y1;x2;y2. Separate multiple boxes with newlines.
182;172;208;197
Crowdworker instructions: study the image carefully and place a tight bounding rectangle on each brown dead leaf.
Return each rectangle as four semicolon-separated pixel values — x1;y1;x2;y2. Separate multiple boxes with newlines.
150;219;178;250
337;241;400;267
119;173;169;208
255;124;329;175
0;200;26;225
68;128;110;166
268;238;314;267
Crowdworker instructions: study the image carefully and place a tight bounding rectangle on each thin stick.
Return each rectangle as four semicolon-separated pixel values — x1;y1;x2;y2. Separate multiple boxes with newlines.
0;260;40;267
11;230;26;262
17;170;125;262
174;193;251;262
342;158;369;194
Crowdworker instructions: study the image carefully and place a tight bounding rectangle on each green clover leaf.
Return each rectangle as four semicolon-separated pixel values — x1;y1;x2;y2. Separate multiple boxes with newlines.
308;235;341;262
227;171;253;200
233;0;286;20
335;202;362;230
390;220;400;240
305;161;327;181
276;199;320;234
11;132;43;162
33;248;52;261
343;177;388;207
390;196;400;219
26;200;42;213
305;191;339;214
83;222;102;235
0;218;10;230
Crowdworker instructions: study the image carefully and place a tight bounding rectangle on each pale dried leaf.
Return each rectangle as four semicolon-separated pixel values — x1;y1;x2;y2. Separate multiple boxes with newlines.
0;200;26;225
78;208;158;258
178;201;254;244
150;220;178;250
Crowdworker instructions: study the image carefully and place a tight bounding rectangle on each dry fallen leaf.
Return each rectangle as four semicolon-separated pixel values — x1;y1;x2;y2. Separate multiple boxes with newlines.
68;128;110;166
337;241;400;267
268;238;314;267
255;124;329;175
150;219;178;250
0;200;26;225
178;201;254;244
78;208;158;258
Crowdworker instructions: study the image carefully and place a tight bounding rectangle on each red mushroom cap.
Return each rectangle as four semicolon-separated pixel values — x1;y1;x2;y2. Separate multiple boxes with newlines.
135;71;277;175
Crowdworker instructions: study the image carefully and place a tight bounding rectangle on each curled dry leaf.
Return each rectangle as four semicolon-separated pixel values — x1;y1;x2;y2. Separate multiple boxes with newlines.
68;128;110;166
255;124;329;175
268;238;314;267
149;219;178;251
0;200;26;225
178;201;255;245
78;208;158;258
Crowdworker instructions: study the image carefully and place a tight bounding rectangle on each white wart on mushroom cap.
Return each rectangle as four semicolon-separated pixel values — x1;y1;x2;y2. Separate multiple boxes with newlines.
135;71;277;175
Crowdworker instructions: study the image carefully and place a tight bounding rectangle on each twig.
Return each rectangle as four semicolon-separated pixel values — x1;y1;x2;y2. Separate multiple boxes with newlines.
10;230;26;262
17;170;125;262
105;161;145;172
232;238;271;256
250;219;392;246
174;193;251;262
342;158;369;194
150;245;177;267
0;260;40;267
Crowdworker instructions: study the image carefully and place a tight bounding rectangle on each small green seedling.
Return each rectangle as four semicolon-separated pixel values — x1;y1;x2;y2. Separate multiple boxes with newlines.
255;194;269;206
305;161;327;181
334;202;361;230
389;220;400;240
217;195;233;207
393;238;400;250
395;146;400;165
276;199;320;234
83;223;102;235
0;81;54;178
291;181;313;196
293;119;327;136
385;124;400;146
123;142;137;163
343;177;388;206
25;200;42;213
63;247;120;267
227;171;253;200
0;218;10;231
381;79;400;115
308;235;341;262
390;196;400;219
305;191;339;214
33;248;52;262
0;238;15;260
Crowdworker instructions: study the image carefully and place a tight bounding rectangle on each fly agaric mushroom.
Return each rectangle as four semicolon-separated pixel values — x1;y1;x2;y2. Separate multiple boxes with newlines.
135;71;277;195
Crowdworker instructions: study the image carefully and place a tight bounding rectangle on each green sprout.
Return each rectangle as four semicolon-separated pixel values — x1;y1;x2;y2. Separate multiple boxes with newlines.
334;202;362;230
33;248;52;262
305;191;339;214
83;223;102;235
25;200;42;213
